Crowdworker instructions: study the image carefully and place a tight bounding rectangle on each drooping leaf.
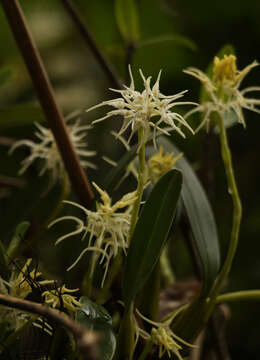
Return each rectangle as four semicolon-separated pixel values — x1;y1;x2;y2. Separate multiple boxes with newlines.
76;297;116;360
138;34;197;52
123;169;183;306
115;0;140;44
7;221;30;259
158;137;220;295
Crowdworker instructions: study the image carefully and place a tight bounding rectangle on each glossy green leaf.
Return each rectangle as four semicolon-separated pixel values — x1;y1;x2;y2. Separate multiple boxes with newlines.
138;34;197;51
115;0;140;44
158;137;220;295
123;169;183;306
7;221;30;259
76;297;116;360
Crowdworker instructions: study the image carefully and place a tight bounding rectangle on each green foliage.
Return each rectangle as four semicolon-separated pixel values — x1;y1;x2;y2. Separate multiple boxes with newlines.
122;169;183;307
76;297;116;360
158;137;220;296
114;0;140;44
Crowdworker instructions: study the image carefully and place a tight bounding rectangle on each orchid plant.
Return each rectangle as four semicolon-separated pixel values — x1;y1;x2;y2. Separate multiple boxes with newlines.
1;1;260;360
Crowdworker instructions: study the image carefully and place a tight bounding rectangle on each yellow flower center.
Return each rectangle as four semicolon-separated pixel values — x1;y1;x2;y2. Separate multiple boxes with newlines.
213;55;237;86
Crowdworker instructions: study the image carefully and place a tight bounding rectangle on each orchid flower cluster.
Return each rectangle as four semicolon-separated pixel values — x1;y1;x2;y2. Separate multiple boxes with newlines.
6;56;260;359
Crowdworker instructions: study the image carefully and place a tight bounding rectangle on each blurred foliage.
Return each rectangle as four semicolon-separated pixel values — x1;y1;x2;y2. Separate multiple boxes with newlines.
1;0;260;358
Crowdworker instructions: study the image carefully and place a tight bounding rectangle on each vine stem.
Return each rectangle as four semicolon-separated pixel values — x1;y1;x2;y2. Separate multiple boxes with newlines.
1;0;94;209
128;128;146;242
204;114;242;321
0;294;100;360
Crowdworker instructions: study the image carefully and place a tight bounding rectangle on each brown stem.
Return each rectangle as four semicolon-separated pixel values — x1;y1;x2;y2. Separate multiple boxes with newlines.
61;0;123;90
0;294;100;360
1;0;94;209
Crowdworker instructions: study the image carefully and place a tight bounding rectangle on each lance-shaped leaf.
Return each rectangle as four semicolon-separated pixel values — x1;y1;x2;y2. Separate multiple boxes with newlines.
115;0;140;44
158;137;220;295
123;169;183;307
76;297;116;360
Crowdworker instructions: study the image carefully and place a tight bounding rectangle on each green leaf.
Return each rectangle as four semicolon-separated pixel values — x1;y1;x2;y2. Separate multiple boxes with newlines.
76;297;116;360
123;169;183;306
138;34;197;51
7;221;30;259
115;0;140;44
0;239;7;269
158;137;220;295
0;66;13;87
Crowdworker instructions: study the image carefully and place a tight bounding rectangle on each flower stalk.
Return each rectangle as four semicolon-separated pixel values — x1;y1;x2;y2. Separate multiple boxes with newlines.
205;113;242;320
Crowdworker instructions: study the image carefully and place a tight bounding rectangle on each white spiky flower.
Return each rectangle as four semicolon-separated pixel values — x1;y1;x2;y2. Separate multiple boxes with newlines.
87;66;195;148
184;55;260;131
10;118;96;187
49;183;137;286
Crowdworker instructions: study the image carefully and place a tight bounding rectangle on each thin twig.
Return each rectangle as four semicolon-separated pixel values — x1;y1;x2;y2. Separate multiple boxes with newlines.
61;0;123;89
0;293;100;360
1;0;94;209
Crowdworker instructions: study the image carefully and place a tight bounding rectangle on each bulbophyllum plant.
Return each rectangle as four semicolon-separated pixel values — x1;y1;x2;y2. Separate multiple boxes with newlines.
1;1;260;359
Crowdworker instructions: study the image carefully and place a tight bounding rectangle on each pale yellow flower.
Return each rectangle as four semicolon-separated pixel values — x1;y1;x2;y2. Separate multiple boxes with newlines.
184;55;260;131
42;285;81;314
49;183;137;286
134;309;197;360
87;66;195;148
148;146;182;183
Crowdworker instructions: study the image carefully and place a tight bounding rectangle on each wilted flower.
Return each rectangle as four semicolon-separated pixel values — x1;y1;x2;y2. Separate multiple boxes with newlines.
184;55;260;131
10;118;96;187
49;183;137;286
87;66;195;148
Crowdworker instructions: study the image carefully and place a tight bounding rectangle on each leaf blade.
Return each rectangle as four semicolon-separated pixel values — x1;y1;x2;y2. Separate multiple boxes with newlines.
158;137;220;295
123;169;183;306
115;0;140;44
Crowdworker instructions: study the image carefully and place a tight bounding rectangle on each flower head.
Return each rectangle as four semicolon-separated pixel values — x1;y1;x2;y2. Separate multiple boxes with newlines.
49;183;137;286
0;259;53;330
10;118;96;187
42;285;81;314
148;146;182;184
87;66;195;147
184;55;260;131
134;309;196;360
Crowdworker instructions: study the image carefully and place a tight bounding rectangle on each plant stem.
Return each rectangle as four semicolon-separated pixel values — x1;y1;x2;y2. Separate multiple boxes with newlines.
128;129;146;242
0;294;100;360
1;0;94;209
61;0;123;90
204;114;242;320
217;290;260;304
